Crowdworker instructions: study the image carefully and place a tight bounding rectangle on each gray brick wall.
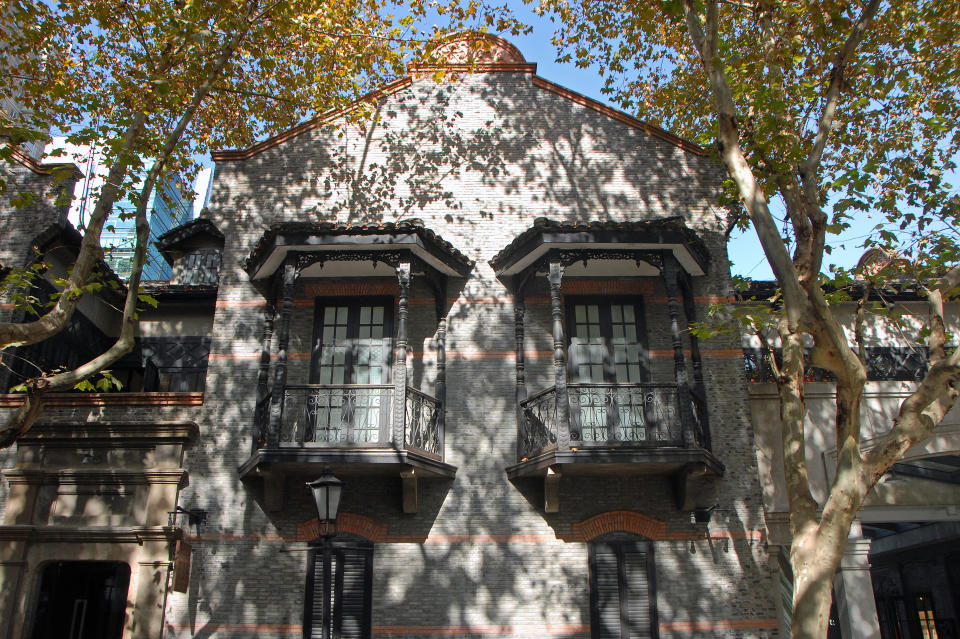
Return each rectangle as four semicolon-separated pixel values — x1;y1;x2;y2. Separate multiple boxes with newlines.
160;67;779;639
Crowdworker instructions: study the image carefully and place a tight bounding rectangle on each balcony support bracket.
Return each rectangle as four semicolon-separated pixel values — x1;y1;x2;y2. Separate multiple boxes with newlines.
674;463;709;511
544;466;562;513
401;467;418;514
263;470;285;513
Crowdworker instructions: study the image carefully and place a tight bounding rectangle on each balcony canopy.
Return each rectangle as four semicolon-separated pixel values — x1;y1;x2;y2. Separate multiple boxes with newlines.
245;219;474;280
489;217;709;278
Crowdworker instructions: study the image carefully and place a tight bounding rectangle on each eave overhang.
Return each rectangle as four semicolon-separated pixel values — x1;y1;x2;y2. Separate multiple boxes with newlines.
246;220;474;280
490;217;710;278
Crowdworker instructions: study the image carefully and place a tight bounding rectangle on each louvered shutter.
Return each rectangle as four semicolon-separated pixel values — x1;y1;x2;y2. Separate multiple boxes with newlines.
306;549;330;639
333;545;373;639
589;541;657;639
621;549;653;639
590;543;623;639
305;541;373;639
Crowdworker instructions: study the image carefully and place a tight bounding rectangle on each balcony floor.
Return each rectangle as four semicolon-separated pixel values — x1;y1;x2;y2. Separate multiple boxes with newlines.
239;447;457;481
505;446;724;480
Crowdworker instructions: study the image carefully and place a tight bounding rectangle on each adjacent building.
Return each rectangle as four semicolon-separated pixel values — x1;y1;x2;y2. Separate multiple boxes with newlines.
43;139;210;280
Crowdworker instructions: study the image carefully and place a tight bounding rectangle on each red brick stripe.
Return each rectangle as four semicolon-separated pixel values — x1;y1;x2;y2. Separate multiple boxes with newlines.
169;620;779;635
215;299;268;308
167;623;300;635
660;619;779;631
374;625;589;635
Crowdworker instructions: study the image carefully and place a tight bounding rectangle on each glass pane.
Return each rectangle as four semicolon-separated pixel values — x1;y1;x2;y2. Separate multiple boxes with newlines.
360;306;371;323
575;305;586;323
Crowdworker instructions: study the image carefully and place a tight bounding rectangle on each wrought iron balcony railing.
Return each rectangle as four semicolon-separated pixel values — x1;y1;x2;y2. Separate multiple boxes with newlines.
518;382;705;461
274;384;443;459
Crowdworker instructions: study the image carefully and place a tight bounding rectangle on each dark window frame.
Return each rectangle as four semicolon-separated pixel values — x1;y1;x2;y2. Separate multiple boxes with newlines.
588;538;659;639
310;297;395;386
565;295;650;384
303;537;374;639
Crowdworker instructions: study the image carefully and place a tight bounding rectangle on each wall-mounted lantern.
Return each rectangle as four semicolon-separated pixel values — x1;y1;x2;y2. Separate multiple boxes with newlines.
307;469;343;536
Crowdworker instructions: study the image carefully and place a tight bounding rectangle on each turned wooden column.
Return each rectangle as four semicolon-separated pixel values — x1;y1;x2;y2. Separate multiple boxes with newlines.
513;284;527;459
255;282;277;449
680;270;710;450
393;262;411;450
267;255;297;448
548;261;570;452
661;252;697;447
434;278;447;455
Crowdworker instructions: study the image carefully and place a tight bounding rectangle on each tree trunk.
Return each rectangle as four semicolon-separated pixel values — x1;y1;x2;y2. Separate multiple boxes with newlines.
790;525;846;639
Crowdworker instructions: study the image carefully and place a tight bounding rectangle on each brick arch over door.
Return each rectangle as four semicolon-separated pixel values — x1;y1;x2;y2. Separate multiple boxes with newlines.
296;512;389;542
567;511;669;542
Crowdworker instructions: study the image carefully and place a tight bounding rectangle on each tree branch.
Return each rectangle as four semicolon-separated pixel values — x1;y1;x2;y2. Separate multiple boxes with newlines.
801;0;882;176
681;0;807;325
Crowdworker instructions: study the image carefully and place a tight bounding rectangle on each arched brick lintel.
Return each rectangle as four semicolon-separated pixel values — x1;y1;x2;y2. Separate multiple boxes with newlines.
568;511;669;542
295;512;389;542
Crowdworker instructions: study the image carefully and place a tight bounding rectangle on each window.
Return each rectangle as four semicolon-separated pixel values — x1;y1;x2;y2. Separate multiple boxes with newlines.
589;539;658;639
142;337;211;392
566;298;649;442
31;561;131;639
304;538;374;639
308;299;394;444
178;248;222;286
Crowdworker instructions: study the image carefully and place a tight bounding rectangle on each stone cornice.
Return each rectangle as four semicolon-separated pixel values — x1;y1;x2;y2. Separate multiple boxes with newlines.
0;524;182;544
0;392;203;407
16;421;199;443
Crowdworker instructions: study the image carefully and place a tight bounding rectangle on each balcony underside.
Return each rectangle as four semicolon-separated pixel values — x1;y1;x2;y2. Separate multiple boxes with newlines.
506;446;724;479
239;447;456;514
239;447;457;480
506;447;724;513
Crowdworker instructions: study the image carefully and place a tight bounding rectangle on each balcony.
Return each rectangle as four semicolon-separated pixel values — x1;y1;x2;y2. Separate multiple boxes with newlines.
242;380;455;513
513;382;717;466
494;218;724;512
273;384;442;458
239;220;472;513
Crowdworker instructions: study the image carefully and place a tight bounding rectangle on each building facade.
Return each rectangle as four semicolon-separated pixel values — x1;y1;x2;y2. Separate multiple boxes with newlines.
0;35;785;639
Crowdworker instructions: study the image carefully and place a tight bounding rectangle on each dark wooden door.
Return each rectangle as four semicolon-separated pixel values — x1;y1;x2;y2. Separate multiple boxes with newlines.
567;298;649;442
589;540;658;639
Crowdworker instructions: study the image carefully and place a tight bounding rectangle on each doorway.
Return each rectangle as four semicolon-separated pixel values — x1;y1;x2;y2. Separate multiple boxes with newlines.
31;561;130;639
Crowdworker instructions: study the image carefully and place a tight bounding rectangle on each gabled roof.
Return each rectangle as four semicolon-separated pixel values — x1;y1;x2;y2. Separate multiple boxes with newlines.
4;145;84;178
210;35;706;162
29;223;126;300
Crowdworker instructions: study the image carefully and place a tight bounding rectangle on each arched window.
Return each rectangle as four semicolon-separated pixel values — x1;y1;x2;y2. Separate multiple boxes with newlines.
304;537;374;639
588;538;658;639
